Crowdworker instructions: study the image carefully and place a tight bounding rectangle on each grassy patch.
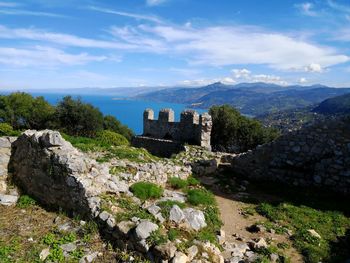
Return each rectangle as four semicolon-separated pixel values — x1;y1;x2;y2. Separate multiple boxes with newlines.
130;182;163;201
167;228;180;241
16;195;37;208
256;202;350;263
168;177;188;189
187;189;215;206
147;229;167;246
109;166;137;175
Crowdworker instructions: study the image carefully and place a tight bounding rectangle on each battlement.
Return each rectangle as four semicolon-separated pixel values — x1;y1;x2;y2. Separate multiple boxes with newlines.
133;108;212;156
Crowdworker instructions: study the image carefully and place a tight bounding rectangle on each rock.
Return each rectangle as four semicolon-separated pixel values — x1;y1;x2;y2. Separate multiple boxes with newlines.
252;238;268;250
171;251;188;263
227;256;243;263
308;229;321;239
186;245;198;261
154;242;177;259
183;208;207;231
60;242;77;252
0;194;18;206
147;204;161;216
155;213;166;223
270;253;279;263
58;222;73;232
98;211;110;222
169;205;185;223
39;248;50;261
79;252;99;263
217;229;225;244
40;130;64;147
135;221;159;240
114;221;135;238
135;239;150;253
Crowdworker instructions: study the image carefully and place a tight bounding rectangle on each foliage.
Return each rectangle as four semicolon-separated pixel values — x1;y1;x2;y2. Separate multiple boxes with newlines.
56;96;104;137
168;177;188;189
209;105;280;153
130;182;164;201
17;195;37;208
0;92;55;130
0;123;19;136
147;229;167;246
187;176;200;186
187;189;215;206
168;229;180;241
256;202;350;263
103;115;134;141
96;130;129;146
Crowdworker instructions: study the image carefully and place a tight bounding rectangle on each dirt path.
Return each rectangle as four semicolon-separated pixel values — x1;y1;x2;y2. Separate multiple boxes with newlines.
215;194;303;262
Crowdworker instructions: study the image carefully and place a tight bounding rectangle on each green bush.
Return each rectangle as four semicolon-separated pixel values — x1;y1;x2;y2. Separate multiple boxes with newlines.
130;182;164;200
97;130;129;146
168;177;188;189
187;189;215;206
103;115;134;141
0;123;19;136
168;229;180;241
17;195;37;208
187;176;200;186
209;105;280;152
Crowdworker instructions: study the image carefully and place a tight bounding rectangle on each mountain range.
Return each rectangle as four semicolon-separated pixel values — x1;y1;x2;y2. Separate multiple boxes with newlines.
135;82;350;116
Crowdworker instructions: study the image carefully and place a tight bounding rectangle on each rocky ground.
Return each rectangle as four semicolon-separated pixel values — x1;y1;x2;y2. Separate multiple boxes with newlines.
1;132;350;263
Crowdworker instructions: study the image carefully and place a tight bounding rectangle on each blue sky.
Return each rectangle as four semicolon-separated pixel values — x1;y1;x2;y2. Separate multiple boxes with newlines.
0;0;350;90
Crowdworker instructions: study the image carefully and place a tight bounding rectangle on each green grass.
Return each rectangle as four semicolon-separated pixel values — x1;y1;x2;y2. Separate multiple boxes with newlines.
168;177;188;189
130;182;164;201
167;229;180;241
256;202;350;263
187;189;215;206
109;166;137;175
16;195;37;208
147;229;167;246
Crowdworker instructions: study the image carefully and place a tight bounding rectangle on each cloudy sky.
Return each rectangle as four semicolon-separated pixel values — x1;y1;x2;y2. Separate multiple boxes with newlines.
0;0;350;89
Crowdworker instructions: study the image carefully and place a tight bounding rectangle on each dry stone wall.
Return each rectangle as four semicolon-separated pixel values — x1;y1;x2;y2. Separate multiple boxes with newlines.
0;137;16;194
231;116;350;194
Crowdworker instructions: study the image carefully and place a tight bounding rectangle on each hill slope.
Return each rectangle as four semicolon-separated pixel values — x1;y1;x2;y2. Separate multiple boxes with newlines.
136;82;350;116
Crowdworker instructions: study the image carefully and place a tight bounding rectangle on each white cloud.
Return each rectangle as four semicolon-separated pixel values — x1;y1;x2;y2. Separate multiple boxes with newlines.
304;63;323;72
0;8;65;17
0;46;106;67
0;2;18;7
88;6;163;23
146;0;167;6
221;77;236;84
346;15;350;21
232;68;251;79
230;68;288;85
299;77;308;84
296;2;318;16
112;24;349;71
0;25;135;49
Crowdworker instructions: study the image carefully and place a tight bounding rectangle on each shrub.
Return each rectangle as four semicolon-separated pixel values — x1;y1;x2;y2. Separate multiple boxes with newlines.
209;105;280;153
187;189;215;206
130;182;163;200
103;115;134;141
17;195;37;208
168;229;180;241
168;177;188;189
0;123;18;136
187;176;200;186
97;130;129;146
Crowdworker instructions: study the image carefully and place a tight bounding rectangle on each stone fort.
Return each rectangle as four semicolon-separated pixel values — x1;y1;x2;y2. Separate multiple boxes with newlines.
131;108;212;157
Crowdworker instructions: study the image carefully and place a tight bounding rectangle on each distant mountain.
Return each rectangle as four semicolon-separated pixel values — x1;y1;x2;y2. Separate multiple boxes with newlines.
313;93;350;115
136;82;350;116
257;92;350;133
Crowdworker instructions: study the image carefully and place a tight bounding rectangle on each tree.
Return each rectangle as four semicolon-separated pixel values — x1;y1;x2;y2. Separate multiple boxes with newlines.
103;115;134;141
209;105;279;153
55;96;104;137
0;92;54;130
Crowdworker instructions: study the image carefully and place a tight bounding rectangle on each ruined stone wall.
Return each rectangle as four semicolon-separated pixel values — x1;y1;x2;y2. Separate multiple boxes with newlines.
0;136;17;194
231;116;350;194
142;108;212;149
131;136;185;158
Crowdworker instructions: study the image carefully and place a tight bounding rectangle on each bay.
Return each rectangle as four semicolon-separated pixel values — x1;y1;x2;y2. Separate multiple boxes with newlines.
25;93;207;134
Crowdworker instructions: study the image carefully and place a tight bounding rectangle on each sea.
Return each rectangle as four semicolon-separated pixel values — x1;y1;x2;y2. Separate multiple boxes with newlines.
16;93;207;135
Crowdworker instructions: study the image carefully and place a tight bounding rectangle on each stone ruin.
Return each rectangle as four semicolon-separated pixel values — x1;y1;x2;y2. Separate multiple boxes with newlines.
132;108;212;157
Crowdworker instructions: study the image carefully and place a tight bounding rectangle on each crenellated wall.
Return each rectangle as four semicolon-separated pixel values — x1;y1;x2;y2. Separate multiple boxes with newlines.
142;108;212;149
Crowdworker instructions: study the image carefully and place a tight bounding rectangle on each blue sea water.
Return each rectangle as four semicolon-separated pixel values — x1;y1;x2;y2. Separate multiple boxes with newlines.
26;93;207;134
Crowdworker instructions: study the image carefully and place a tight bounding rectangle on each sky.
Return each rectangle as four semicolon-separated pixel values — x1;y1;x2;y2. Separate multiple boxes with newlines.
0;0;350;90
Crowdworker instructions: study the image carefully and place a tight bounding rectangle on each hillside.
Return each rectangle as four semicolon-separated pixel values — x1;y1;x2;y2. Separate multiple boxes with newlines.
313;93;350;115
136;82;350;116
